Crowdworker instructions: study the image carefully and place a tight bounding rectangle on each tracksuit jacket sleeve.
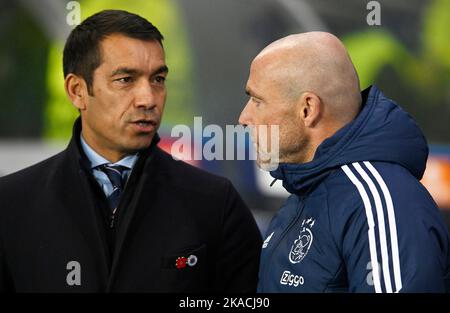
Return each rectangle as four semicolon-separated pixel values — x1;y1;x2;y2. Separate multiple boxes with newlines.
341;195;450;293
214;181;262;292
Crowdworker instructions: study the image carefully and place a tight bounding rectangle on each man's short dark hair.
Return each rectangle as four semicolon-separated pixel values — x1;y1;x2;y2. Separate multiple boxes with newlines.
63;9;164;95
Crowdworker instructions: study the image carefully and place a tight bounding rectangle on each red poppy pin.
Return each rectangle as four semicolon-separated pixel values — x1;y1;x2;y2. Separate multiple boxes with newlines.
175;257;187;269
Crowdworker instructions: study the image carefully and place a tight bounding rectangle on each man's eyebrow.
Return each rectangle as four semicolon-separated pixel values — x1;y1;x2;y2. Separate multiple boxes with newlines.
245;87;263;99
110;67;141;77
110;65;169;78
153;65;169;75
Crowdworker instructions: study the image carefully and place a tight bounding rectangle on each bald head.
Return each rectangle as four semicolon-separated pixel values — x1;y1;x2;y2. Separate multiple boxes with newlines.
252;32;362;124
240;32;364;164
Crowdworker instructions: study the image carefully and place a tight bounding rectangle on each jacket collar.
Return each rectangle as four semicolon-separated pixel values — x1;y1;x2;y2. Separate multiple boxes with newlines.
269;86;374;196
67;117;161;172
269;85;428;196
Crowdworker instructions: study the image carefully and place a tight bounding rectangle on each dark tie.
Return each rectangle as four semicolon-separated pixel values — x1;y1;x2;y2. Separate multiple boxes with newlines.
97;164;128;213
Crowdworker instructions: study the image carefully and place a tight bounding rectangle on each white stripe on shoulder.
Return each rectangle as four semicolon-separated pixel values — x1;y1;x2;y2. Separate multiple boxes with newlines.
364;161;402;292
341;164;382;293
353;162;393;293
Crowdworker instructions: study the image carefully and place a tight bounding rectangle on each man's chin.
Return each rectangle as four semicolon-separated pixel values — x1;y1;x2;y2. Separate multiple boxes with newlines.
124;136;154;153
256;159;279;172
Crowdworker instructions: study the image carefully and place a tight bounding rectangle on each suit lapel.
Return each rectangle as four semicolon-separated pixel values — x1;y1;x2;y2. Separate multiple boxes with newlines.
57;140;110;285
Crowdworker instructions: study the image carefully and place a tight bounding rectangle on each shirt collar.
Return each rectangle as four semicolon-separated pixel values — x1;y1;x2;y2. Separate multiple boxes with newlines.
80;134;138;170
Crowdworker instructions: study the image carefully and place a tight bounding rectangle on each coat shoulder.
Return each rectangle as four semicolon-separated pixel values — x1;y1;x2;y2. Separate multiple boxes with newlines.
0;151;65;195
154;148;233;193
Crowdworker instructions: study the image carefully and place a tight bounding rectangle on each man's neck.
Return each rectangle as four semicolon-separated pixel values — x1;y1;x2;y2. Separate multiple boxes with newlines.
304;121;347;163
80;132;129;164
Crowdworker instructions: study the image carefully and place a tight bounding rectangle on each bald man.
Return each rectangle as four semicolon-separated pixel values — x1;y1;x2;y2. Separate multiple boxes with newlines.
240;32;450;293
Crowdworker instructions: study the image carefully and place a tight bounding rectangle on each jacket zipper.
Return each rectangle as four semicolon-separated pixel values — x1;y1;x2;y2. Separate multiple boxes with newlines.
109;166;135;229
261;200;306;291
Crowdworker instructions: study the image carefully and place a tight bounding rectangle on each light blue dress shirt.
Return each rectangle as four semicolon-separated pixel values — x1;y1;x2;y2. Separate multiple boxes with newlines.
80;135;138;198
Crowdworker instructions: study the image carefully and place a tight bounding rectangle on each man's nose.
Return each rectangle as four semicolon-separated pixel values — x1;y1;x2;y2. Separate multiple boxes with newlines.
134;81;158;110
238;102;251;127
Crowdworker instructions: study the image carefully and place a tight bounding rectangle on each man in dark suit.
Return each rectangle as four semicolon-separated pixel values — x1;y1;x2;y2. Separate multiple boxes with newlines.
0;10;262;292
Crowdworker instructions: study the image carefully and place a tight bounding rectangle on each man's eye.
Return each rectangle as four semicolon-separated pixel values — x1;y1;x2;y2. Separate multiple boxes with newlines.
116;77;132;83
252;97;261;106
153;76;166;84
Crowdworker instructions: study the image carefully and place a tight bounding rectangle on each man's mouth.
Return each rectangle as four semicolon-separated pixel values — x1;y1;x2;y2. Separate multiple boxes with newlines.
130;119;158;132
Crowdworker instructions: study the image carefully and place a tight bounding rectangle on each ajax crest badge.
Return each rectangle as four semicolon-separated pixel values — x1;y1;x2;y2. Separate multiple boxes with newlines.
289;218;315;264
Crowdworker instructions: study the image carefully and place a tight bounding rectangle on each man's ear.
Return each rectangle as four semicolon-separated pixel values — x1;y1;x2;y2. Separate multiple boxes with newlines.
64;73;89;111
298;92;322;128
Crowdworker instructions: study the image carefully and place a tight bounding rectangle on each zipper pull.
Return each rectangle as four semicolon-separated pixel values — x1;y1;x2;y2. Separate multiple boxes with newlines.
110;213;115;228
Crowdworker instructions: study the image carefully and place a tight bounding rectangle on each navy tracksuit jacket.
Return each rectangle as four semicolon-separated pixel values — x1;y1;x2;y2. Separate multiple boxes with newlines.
258;86;450;293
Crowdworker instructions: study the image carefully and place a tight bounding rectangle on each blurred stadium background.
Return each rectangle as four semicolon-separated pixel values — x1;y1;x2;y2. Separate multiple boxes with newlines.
0;0;449;235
